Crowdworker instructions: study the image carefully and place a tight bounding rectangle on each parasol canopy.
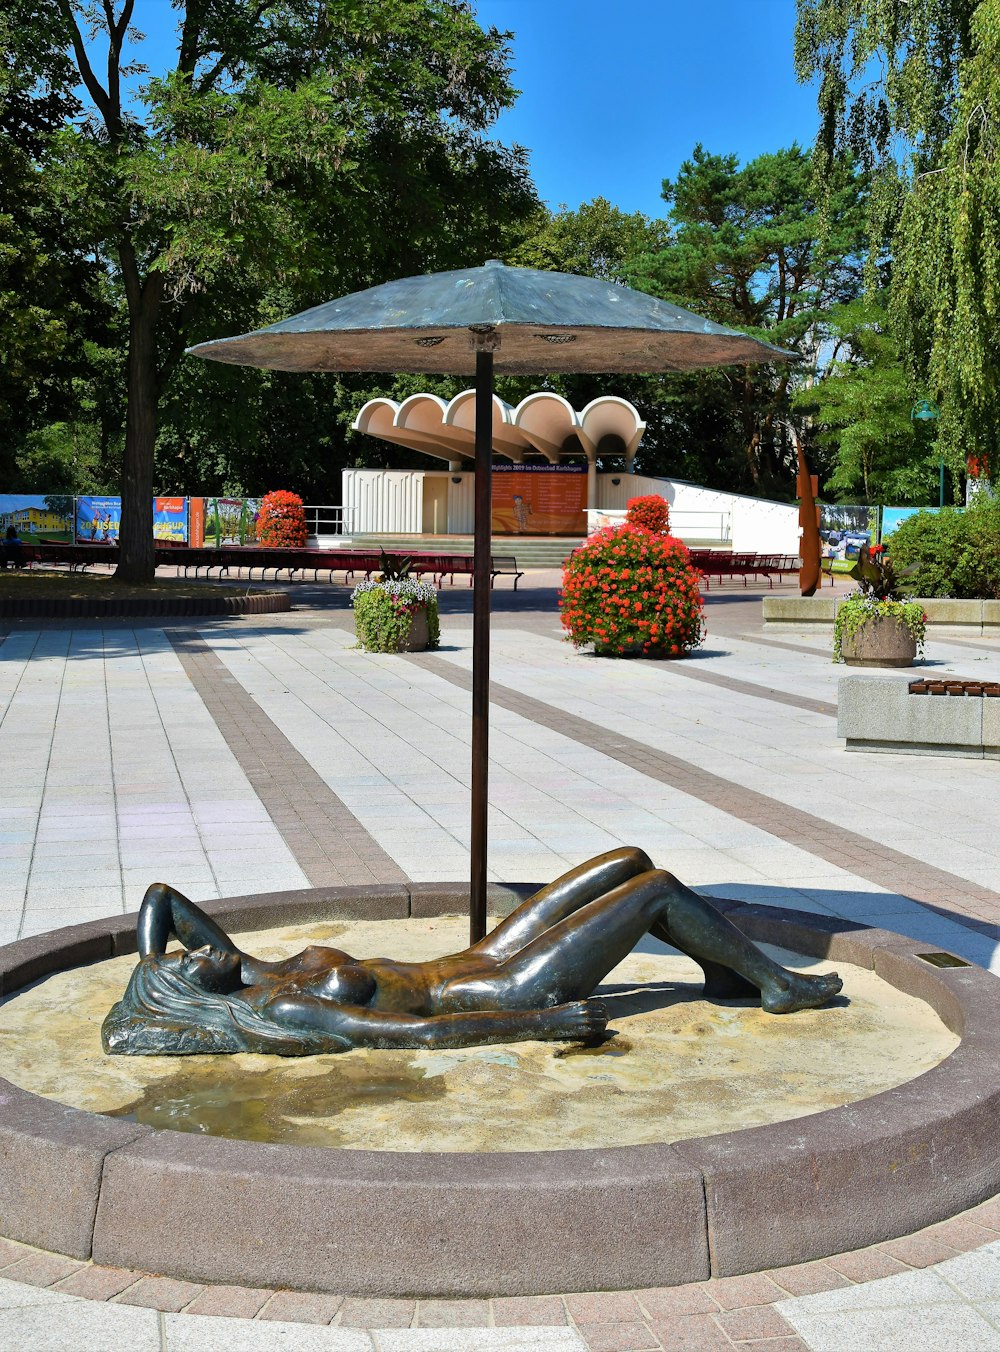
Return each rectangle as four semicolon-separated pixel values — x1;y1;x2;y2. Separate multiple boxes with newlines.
189;260;796;944
188;259;793;375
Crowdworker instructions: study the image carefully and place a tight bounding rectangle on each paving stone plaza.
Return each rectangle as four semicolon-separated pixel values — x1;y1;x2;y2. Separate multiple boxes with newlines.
3;570;1000;1351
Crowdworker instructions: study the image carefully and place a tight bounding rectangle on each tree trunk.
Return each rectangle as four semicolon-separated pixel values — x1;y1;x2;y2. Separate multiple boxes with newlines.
115;274;163;584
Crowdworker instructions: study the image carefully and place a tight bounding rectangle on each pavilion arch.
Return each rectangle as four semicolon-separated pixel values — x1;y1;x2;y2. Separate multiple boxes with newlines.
396;393;472;462
511;391;580;464
444;390;530;462
578;396;646;465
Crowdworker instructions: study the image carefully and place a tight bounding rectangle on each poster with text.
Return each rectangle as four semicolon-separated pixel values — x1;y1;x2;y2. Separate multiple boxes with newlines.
0;495;74;542
75;496;121;543
153;496;188;543
491;464;587;536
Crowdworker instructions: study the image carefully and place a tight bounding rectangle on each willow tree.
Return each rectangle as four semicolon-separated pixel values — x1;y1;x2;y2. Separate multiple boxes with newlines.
1;1;533;580
796;0;1000;481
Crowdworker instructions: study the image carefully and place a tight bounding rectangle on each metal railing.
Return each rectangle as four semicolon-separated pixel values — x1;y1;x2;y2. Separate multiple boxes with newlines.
303;504;354;538
667;511;732;542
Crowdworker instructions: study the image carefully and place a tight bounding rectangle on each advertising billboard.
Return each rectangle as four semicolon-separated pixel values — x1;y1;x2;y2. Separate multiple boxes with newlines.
75;497;190;543
818;504;879;559
153;497;188;543
75;496;121;543
199;497;261;546
491;464;587;536
880;506;949;540
0;495;74;542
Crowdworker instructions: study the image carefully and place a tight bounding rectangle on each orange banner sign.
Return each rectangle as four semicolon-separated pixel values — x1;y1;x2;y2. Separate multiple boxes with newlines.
491;465;587;536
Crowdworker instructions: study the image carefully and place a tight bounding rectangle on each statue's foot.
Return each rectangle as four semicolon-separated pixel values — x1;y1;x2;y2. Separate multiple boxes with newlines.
760;969;843;1014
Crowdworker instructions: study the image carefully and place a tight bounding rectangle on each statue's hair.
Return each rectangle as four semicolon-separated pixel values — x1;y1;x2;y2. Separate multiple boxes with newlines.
101;953;342;1057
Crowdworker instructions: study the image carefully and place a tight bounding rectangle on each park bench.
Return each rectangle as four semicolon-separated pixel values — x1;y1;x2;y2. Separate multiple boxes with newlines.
490;554;524;589
687;550;800;589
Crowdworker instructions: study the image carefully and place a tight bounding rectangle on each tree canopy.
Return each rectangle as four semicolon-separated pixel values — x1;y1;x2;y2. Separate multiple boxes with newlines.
0;0;536;576
795;0;1000;482
626;144;867;495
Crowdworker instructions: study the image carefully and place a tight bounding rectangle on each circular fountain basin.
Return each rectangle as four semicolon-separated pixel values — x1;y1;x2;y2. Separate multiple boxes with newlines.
0;917;957;1153
0;887;998;1297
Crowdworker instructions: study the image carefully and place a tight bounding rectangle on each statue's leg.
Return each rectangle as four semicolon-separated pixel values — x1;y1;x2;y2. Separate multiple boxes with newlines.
446;870;841;1015
470;847;652;961
647;916;758;998
649;881;843;1013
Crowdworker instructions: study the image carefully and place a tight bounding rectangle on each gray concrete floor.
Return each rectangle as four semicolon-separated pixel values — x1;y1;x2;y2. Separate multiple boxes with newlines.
2;568;1000;1349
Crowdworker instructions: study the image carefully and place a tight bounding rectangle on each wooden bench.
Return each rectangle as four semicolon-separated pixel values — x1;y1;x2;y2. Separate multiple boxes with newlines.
490;555;524;589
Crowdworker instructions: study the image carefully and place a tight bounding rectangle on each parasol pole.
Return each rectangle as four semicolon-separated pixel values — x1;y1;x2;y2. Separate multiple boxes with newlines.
469;327;498;943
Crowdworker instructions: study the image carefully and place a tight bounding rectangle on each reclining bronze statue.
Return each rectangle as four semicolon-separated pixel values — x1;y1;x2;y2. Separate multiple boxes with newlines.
103;847;843;1056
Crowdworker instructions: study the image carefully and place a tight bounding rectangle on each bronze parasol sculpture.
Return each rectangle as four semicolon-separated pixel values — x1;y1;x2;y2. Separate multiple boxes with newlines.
189;259;796;943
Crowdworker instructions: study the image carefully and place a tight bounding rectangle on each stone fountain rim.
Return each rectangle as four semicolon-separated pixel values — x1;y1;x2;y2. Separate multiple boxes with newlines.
0;881;997;1297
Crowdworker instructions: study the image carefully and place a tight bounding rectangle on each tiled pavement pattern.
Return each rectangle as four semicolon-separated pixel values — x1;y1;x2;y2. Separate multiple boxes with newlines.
3;576;1000;1348
167;629;405;887
411;645;1000;938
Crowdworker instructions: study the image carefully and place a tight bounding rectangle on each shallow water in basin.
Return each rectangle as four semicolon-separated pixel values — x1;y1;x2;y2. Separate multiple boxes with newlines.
0;916;958;1152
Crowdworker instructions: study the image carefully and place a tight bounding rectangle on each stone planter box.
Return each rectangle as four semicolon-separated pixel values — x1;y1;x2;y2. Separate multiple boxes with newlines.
764;596;1000;634
838;676;1000;757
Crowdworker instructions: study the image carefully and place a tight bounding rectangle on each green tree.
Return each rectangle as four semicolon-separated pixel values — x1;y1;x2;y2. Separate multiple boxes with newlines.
0;17;112;488
793;295;940;503
795;0;1000;481
508;197;670;280
1;0;534;578
626;144;867;495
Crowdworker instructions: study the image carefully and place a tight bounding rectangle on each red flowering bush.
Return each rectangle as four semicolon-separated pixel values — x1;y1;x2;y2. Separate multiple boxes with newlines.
257;490;307;547
625;494;670;534
560;522;705;658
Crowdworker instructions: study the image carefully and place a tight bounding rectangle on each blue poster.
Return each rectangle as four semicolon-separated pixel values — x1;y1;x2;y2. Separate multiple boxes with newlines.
0;495;75;542
75;497;121;543
880;506;951;540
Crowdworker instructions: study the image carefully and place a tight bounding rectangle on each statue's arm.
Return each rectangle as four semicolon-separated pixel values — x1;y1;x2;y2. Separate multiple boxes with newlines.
266;995;607;1050
137;883;241;960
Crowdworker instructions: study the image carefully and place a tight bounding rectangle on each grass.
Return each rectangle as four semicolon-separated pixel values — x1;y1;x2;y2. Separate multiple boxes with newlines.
0;568;261;601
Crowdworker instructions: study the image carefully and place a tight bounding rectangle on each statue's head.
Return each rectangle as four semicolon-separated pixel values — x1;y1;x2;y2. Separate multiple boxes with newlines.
169;944;241;994
101;949;312;1056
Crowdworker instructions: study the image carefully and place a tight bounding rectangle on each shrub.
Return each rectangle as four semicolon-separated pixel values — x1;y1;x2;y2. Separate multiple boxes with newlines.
625;494;670;534
887;498;1000;598
560;522;704;657
351;577;440;652
257;490;307;547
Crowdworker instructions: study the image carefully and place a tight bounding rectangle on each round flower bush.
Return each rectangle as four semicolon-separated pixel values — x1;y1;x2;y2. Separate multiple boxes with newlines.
257;490;307;547
560;522;705;658
625;494;670;534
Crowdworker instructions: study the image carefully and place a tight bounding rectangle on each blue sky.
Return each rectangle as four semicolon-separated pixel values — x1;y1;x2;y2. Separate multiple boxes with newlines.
115;0;821;222
473;0;822;218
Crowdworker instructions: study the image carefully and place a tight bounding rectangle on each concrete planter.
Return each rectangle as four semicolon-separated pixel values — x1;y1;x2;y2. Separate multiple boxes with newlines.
398;605;429;651
354;603;430;652
841;613;918;668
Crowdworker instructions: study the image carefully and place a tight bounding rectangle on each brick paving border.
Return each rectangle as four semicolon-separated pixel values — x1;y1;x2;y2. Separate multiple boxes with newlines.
3;1194;1000;1350
167;630;406;888
636;658;837;716
411;652;1000;928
